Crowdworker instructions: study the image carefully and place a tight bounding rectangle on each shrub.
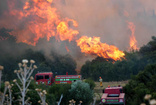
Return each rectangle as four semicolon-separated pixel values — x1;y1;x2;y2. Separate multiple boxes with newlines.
48;84;71;105
69;81;93;105
84;78;96;90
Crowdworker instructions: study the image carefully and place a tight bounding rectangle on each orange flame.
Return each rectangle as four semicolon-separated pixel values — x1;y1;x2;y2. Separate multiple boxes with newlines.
1;0;125;61
4;0;79;45
65;46;70;52
76;36;125;61
57;20;79;41
128;22;139;50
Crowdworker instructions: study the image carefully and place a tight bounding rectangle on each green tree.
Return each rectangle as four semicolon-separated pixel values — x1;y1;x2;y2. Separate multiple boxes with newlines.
124;64;156;105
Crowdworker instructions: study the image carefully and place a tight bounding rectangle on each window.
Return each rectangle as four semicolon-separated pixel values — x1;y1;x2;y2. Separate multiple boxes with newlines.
36;75;43;80
45;75;49;79
108;94;119;97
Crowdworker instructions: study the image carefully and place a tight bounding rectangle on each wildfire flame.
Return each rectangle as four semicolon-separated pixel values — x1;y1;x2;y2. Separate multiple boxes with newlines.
65;45;70;52
0;0;125;61
76;36;125;61
57;20;79;41
128;22;139;50
4;0;79;45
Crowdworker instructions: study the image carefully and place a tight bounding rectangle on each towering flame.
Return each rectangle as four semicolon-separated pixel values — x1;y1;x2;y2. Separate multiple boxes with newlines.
128;22;139;50
3;0;79;45
76;36;125;61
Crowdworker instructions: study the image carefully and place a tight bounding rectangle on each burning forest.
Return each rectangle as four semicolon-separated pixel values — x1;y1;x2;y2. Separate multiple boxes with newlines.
0;0;129;64
0;0;156;69
0;0;156;105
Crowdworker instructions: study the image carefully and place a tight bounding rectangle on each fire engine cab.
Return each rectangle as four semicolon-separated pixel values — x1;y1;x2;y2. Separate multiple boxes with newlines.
35;72;55;85
101;86;125;105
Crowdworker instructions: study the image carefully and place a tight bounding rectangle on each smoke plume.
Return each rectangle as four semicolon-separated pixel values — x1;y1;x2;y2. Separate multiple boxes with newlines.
0;0;156;71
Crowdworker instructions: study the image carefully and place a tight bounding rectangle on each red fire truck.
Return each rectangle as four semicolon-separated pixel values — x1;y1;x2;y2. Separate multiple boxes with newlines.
35;72;55;85
34;72;81;85
101;86;125;105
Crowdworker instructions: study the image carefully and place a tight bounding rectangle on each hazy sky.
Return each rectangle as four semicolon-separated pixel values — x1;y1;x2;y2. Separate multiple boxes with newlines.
54;0;156;50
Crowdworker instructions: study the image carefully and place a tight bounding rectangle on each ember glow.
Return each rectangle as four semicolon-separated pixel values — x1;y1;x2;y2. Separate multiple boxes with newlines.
65;45;70;52
0;36;8;41
4;0;79;45
128;22;139;50
76;36;125;61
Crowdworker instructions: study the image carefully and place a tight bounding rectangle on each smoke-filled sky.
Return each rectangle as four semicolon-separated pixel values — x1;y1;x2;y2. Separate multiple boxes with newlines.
54;0;156;49
0;0;156;69
0;0;156;49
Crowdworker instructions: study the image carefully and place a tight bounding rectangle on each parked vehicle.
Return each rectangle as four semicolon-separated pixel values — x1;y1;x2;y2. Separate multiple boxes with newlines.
101;86;125;105
34;72;81;85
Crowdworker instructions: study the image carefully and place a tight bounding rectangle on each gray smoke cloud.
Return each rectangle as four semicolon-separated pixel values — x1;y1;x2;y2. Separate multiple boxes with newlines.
54;0;156;50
